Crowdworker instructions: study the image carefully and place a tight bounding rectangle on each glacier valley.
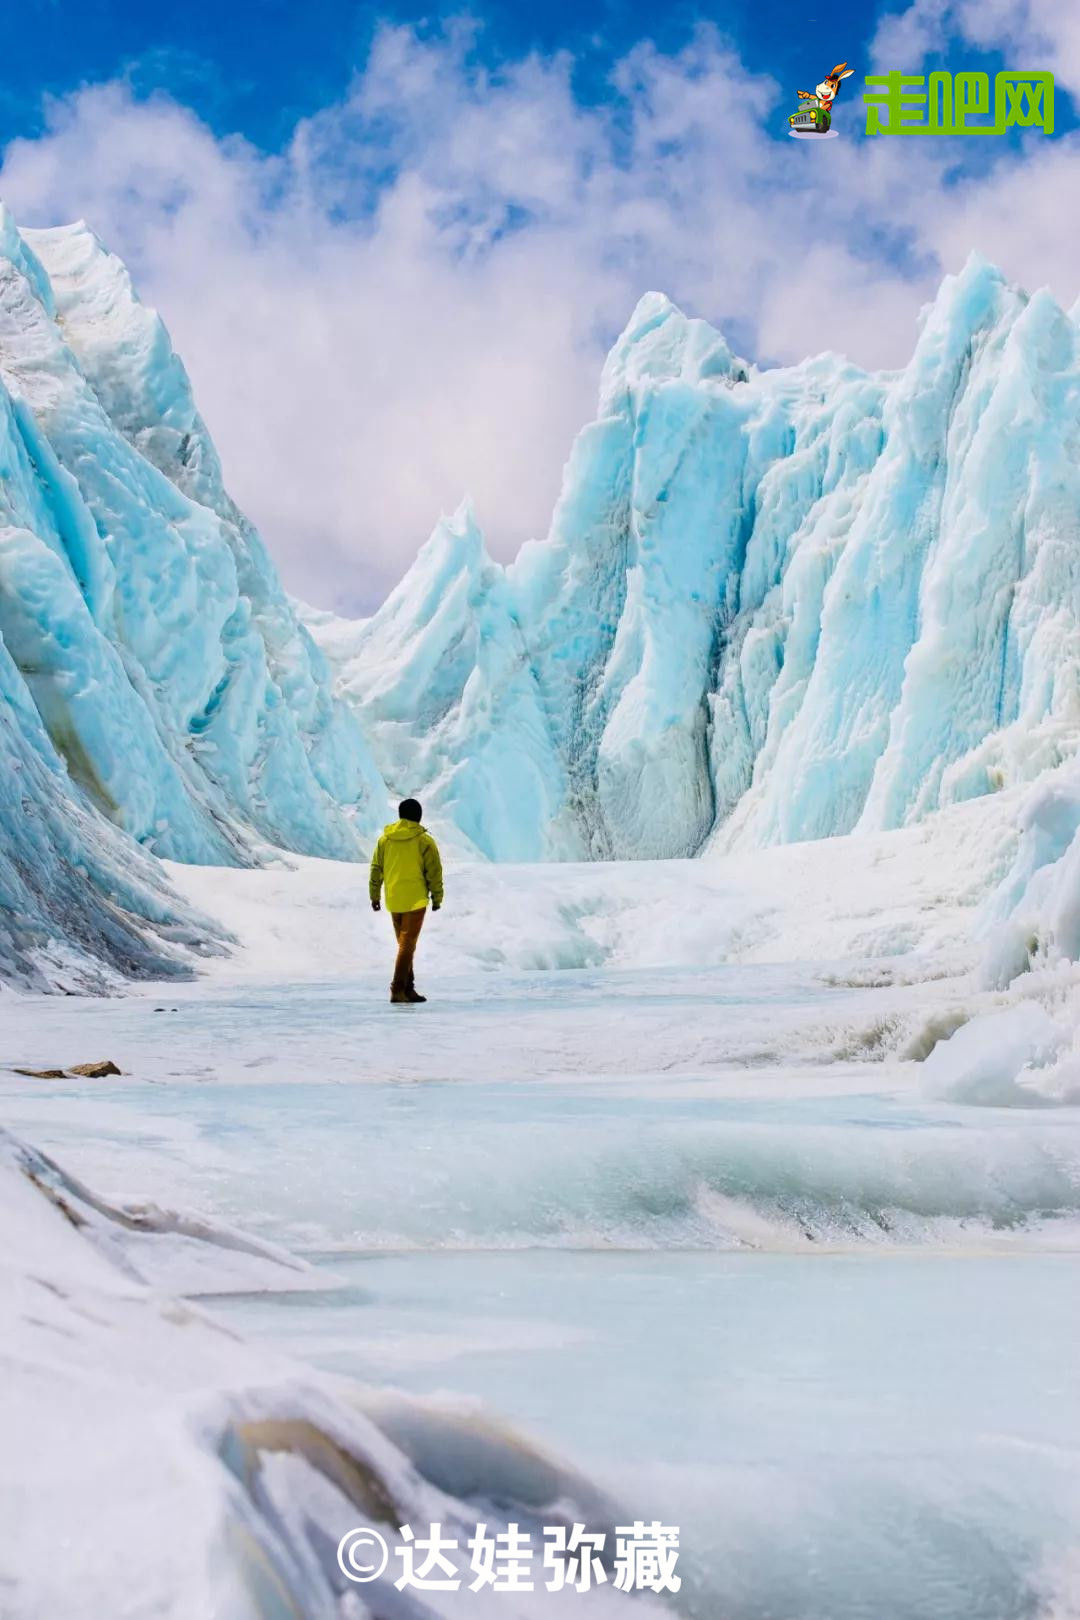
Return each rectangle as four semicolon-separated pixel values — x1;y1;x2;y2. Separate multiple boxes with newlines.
4;201;1080;1620
3;197;1080;983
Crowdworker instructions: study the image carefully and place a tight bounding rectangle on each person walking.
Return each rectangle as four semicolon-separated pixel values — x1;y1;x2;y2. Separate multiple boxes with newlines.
369;799;444;1004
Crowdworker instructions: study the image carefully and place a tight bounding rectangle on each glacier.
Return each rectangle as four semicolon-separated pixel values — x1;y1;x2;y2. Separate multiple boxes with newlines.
9;199;1080;1620
313;260;1080;863
0;205;386;985
302;502;573;862
5;199;1080;984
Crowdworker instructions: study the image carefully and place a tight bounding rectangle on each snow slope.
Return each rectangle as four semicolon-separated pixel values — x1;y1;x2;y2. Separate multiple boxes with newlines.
314;263;1080;861
0;204;386;985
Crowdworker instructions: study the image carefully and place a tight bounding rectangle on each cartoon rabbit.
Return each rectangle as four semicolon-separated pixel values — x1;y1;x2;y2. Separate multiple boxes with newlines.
797;62;854;111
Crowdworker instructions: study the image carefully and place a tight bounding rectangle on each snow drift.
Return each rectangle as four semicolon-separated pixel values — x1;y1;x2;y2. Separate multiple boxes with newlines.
922;757;1080;1106
313;261;1080;862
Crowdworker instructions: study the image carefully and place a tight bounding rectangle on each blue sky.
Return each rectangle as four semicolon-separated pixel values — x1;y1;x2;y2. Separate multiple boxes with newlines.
2;1;1076;609
8;0;889;151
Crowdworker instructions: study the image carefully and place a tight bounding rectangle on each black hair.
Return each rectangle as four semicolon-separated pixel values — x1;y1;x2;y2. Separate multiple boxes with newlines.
399;798;423;822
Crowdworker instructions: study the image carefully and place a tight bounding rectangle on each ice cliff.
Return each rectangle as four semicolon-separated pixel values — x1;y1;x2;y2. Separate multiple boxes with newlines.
0;205;384;985
315;262;1080;861
304;503;572;861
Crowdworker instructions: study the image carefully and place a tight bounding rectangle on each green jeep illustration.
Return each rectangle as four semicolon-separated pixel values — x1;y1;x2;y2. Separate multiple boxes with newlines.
789;95;831;132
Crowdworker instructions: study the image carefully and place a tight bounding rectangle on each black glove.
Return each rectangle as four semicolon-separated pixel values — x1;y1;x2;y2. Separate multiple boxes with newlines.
432;901;441;912
371;900;381;912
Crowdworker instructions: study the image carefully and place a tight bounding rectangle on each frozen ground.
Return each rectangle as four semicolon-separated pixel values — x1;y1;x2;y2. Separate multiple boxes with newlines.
4;787;1080;1618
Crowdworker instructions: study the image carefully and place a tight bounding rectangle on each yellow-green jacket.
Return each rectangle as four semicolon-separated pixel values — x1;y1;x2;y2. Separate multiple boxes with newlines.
369;820;444;913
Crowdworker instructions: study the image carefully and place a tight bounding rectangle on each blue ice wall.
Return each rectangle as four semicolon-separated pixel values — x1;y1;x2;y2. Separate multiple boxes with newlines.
0;206;386;984
321;270;1080;860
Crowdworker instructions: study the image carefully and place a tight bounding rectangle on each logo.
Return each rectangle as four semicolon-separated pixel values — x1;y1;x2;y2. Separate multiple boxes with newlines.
863;70;1054;135
788;61;854;140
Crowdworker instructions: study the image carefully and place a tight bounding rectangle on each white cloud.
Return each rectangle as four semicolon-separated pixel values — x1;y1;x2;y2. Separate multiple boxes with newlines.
870;0;1080;95
1;23;1077;609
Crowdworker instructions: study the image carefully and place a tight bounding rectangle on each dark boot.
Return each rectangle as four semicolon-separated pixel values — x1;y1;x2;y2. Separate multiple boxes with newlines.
390;986;411;1004
404;988;427;1003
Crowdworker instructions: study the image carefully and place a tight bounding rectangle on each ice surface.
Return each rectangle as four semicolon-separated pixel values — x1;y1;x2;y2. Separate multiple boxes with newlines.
2;790;1073;1248
314;262;1080;862
0;1123;666;1619
226;1247;1080;1620
0;1126;321;1293
6;813;1080;1619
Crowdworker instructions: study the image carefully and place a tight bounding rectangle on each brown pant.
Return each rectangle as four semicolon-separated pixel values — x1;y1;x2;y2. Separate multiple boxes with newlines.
391;908;426;992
